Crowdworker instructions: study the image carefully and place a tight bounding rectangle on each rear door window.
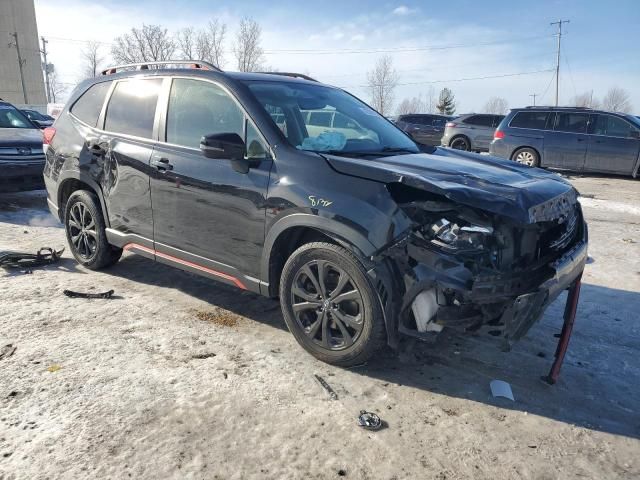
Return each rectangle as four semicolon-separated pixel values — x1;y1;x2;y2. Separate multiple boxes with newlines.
70;81;112;127
509;111;551;130
104;78;162;139
464;115;494;127
554;113;589;134
492;115;505;127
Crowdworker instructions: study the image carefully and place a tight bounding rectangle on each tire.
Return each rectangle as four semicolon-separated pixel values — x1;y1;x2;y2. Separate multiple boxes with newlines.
279;242;386;366
64;190;122;270
450;136;471;151
512;147;540;167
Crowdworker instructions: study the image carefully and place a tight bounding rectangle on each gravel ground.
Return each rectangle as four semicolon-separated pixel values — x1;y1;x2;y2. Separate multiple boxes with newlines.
0;174;639;480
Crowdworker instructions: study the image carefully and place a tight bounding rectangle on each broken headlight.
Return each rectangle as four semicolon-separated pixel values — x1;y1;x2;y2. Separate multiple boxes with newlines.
429;218;494;252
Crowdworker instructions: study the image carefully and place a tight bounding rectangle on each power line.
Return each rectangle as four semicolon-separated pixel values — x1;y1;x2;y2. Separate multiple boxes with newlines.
339;68;555;88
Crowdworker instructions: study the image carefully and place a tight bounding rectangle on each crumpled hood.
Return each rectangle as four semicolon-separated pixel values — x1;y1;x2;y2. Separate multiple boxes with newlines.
323;147;577;224
0;128;43;147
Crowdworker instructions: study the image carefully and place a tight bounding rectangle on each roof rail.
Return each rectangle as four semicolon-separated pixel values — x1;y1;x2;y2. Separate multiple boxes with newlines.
525;105;592;110
101;60;222;76
256;72;318;82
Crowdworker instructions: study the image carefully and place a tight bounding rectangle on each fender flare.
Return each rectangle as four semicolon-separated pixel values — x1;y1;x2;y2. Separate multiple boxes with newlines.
56;170;110;227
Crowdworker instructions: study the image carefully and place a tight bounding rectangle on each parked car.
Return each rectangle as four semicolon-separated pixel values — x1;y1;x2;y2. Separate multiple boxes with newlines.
0;101;46;192
490;107;640;177
20;109;54;129
441;113;504;152
395;113;454;146
43;61;587;366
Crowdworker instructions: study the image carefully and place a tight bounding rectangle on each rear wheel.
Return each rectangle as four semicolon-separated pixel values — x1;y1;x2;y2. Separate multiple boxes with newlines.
450;136;470;151
279;242;386;366
64;190;122;269
513;147;540;167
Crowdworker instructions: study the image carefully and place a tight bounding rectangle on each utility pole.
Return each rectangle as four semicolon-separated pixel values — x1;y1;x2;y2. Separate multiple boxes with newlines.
529;93;538;106
9;32;28;104
41;36;52;104
550;19;570;107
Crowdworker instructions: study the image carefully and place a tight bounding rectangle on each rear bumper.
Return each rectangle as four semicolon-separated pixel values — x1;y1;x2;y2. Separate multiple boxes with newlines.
0;162;45;192
488;140;510;159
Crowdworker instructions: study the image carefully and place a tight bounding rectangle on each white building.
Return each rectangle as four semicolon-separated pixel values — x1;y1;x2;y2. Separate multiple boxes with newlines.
0;0;47;105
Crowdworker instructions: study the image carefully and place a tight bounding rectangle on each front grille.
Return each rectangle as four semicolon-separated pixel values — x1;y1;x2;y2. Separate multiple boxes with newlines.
0;146;45;163
539;205;580;255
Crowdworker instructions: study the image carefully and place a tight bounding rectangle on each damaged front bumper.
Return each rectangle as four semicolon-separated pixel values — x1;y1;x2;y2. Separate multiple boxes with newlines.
369;207;588;351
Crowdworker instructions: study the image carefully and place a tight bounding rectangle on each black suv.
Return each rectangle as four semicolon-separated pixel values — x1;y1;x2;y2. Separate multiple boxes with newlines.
490;106;640;177
395;113;453;146
44;61;588;366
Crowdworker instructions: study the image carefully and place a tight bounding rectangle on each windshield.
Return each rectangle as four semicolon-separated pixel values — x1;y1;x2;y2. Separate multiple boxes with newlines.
244;81;419;156
0;105;34;129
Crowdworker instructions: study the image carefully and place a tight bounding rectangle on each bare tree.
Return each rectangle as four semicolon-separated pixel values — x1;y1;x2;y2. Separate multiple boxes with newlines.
234;17;265;72
425;86;436;113
367;55;399;116
49;70;68;103
80;41;105;79
176;27;195;60
482;96;509;115
396;96;424;115
569;91;600;109
602;87;633;113
205;19;227;68
111;24;176;64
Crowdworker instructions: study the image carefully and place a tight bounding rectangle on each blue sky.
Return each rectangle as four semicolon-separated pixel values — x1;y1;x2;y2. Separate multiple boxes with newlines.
35;0;639;113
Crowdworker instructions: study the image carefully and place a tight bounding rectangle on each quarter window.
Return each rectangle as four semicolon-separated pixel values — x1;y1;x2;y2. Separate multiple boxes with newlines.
104;79;162;139
166;78;244;148
509;111;551;129
70;81;112;127
554;113;589;134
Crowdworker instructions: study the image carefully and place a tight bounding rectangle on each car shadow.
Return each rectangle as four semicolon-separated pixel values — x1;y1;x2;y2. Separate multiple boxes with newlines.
103;254;640;441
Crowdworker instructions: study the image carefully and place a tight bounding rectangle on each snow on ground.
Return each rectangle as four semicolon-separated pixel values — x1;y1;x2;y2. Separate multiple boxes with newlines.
1;176;639;480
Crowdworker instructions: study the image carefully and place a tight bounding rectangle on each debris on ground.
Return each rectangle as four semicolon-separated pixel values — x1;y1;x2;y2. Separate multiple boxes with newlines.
0;344;16;360
194;310;239;327
0;247;64;271
63;289;115;299
191;352;217;360
357;411;383;431
314;374;338;400
47;365;62;373
490;380;515;401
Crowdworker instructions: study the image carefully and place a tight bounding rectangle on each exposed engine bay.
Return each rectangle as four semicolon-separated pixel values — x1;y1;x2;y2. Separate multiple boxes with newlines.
373;183;588;351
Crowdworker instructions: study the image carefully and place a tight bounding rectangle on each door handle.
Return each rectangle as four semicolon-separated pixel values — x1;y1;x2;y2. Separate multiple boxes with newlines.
576;138;585;142
151;157;173;171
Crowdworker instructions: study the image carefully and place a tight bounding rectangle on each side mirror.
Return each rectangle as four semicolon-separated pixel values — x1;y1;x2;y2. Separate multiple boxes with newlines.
200;133;245;161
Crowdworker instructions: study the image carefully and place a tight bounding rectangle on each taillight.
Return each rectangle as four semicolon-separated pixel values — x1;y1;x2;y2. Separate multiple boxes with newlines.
494;130;505;140
445;122;457;128
43;127;56;145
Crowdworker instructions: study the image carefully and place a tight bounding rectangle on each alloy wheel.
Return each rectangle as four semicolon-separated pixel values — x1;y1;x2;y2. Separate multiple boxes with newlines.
451;138;469;150
291;260;364;350
68;202;98;259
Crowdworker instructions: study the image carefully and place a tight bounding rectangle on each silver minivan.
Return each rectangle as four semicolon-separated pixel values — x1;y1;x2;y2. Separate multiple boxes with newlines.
441;113;504;152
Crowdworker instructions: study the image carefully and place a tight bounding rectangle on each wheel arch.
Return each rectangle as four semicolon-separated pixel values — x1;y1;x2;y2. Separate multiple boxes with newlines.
56;172;109;226
261;214;376;298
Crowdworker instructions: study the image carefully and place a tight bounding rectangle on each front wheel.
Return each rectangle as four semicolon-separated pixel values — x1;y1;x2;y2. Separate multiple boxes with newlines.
279;242;386;366
64;190;122;269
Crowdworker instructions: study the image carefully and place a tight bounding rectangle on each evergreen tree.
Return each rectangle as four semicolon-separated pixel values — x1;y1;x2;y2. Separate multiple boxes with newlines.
436;88;456;115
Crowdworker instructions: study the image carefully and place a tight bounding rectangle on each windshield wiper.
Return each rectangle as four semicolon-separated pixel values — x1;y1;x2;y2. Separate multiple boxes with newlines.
380;146;419;154
314;147;418;158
